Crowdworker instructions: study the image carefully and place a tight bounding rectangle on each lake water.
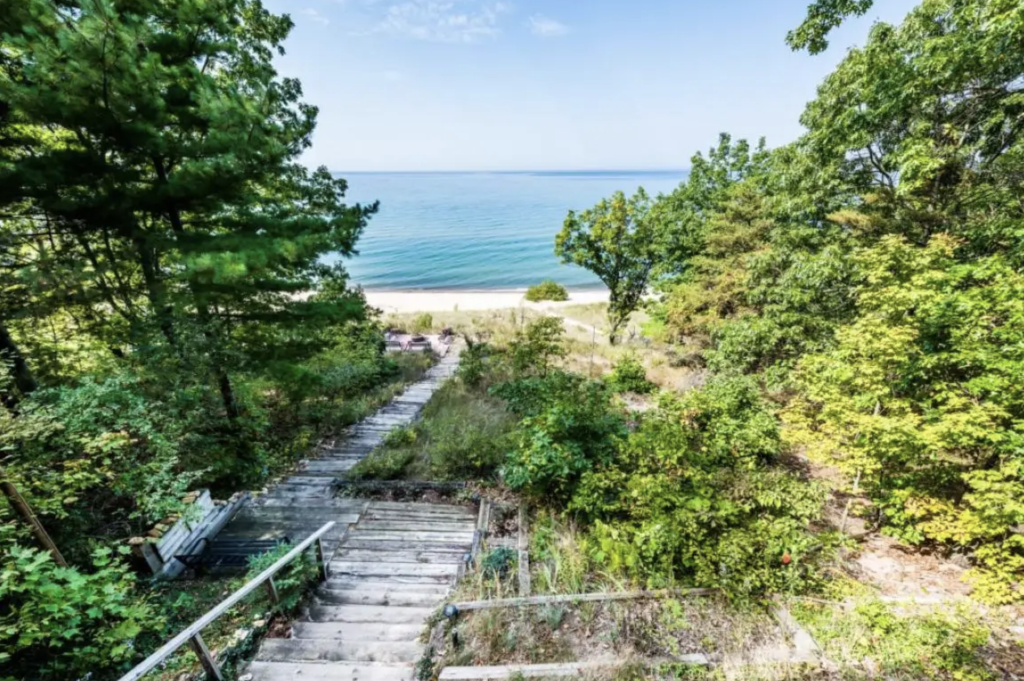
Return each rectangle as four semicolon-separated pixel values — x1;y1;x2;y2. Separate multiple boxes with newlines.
331;171;687;290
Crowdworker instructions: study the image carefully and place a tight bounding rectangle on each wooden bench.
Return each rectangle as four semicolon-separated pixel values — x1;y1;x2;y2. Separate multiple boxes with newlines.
175;537;291;574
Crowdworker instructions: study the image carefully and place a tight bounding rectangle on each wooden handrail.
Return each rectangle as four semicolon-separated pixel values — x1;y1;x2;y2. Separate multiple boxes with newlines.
118;521;335;681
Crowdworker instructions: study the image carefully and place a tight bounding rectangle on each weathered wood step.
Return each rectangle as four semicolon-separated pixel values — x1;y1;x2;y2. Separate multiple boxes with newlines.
257;638;423;663
355;521;476;533
333;548;466;564
246;661;413;681
306;604;435;623
290;621;425;642
316;588;445;607
255;498;367;509
346;531;475;543
325;573;453;589
340;538;471;552
328;561;460;578
321;578;452;594
370;501;475;514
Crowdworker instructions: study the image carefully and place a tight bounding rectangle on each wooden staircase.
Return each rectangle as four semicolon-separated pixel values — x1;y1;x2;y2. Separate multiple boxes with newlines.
199;345;470;680
210;346;461;559
246;501;476;681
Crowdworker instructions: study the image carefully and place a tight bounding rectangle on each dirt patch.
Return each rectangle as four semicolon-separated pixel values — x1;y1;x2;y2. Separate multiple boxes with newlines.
845;535;972;599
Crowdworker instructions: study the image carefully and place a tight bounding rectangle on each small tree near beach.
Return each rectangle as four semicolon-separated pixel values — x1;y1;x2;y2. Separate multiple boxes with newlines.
555;188;659;343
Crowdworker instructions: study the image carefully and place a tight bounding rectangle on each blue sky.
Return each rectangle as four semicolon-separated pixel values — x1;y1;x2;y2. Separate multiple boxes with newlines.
263;0;920;171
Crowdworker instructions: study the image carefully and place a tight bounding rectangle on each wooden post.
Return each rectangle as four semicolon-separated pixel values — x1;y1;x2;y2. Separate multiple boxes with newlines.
518;505;531;597
315;537;328;581
187;632;223;681
0;465;67;566
264;577;280;607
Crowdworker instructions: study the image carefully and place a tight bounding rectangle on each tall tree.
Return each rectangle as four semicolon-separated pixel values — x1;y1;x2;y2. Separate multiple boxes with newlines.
556;188;660;343
0;0;377;425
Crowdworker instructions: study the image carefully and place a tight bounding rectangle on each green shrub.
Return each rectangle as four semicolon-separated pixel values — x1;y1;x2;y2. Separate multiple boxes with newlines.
347;445;418;481
607;353;655;394
508;317;567;377
0;542;155;679
481;547;518;578
245;542;319;613
412;313;434;333
499;375;626;500
457;340;493;388
566;378;830;598
421;382;515;480
525;280;569;302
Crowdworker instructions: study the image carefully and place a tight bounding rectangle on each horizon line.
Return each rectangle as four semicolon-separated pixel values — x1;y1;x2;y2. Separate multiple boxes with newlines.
332;168;691;174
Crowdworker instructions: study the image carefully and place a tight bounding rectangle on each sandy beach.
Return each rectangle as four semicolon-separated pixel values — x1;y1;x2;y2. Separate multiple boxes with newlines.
364;289;609;314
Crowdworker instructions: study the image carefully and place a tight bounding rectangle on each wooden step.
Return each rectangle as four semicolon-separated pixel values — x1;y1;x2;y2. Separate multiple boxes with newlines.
257;638;423;664
307;604;435;624
290;621;425;642
340;538;471;552
333;548;466;564
325;573;453;589
355;521;476;533
369;501;475;514
246;661;414;681
321;579;451;594
329;561;460;578
316;588;445;607
345;531;475;543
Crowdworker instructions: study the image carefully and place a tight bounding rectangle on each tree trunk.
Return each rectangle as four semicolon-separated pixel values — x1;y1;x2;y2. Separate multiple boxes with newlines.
0;322;38;401
152;158;241;423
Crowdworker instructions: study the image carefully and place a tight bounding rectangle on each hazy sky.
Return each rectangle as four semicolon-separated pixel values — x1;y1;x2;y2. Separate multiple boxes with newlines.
262;0;920;171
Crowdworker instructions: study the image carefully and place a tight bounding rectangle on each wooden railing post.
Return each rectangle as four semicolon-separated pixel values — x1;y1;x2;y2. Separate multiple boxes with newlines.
187;632;223;681
117;521;335;681
264;576;280;608
315;536;328;581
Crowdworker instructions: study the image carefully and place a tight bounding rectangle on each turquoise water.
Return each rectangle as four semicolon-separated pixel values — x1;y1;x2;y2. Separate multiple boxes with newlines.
332;171;687;290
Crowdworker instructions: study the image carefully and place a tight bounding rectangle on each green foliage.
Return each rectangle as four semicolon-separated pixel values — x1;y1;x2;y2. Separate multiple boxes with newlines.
525;281;569;303
245;543;319;614
508;317;567;377
457;340;496;389
412;313;434;333
567;377;826;598
481;547;518;579
786;235;1024;601
348;445;418;481
793;596;992;681
786;0;875;54
556;188;663;343
607;353;655;395
0;541;155;679
498;373;626;501
351;376;517;482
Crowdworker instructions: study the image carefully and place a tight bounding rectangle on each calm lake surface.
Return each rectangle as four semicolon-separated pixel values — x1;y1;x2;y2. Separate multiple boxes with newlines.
331;171;687;290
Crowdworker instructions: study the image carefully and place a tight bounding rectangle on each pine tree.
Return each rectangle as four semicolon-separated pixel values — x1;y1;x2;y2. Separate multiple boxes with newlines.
0;0;376;424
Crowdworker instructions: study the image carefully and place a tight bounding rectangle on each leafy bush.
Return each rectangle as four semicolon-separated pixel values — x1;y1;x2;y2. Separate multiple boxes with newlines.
525;280;569;303
508;317;567;377
347;444;418;481
785;236;1024;602
563;377;829;598
793;595;992;681
457;340;495;389
499;374;626;500
412;313;434;333
245;542;319;613
420;382;515;480
0;541;155;679
481;547;518;578
607;353;655;394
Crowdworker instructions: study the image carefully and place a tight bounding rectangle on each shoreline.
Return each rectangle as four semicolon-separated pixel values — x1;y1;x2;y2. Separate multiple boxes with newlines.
363;288;609;314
